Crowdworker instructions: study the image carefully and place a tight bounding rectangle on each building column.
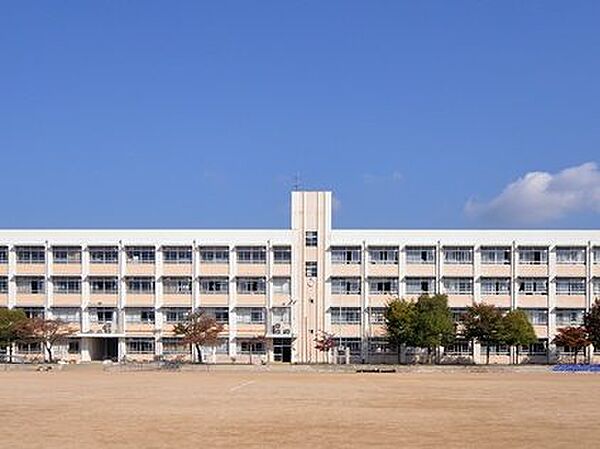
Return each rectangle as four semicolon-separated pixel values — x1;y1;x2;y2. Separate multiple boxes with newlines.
228;246;237;359
548;245;558;364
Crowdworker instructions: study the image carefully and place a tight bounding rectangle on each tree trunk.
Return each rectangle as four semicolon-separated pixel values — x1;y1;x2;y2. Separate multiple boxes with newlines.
45;343;53;363
574;349;578;364
486;346;490;365
515;346;520;365
195;344;203;363
8;343;13;364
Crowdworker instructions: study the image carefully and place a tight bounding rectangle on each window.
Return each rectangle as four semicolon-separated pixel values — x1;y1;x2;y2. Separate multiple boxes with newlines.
331;307;361;324
17;307;44;319
52;308;80;323
271;307;291;325
201;307;229;324
162;337;188;354
163;277;192;294
237;277;266;294
369;307;385;324
368;247;398;265
520;308;548;325
443;278;473;295
16;246;45;264
236;307;265;324
305;231;318;247
331;246;361;264
163;246;192;264
164;308;189;323
68;339;80;354
480;343;509;355
334;337;361;355
127;277;155;294
0;247;7;263
53;277;81;294
305;261;317;277
481;278;511;295
236;246;266;264
89;246;118;264
199;247;229;264
445;340;472;356
52;246;81;264
239;340;266;354
0;277;7;294
450;308;468;323
594;247;600;264
126;338;155;354
444;247;473;264
368;337;393;354
556;278;586;295
369;278;399;295
125;246;155;264
331;277;361;295
272;277;291;295
521;339;547;356
90;308;115;324
125;308;155;324
556;247;586;265
480;247;511;265
273;246;292;264
199;277;229;294
518;278;548;295
518;247;548;265
17;342;41;354
405;277;435;295
595;279;600;295
406;247;435;264
90;277;118;294
16;277;45;294
556;309;585;326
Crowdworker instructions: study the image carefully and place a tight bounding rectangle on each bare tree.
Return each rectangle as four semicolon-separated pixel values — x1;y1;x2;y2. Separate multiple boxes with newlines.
314;330;336;363
19;318;76;363
173;311;224;363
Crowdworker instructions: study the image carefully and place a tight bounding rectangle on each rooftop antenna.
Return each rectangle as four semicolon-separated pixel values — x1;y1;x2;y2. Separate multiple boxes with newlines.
292;172;302;191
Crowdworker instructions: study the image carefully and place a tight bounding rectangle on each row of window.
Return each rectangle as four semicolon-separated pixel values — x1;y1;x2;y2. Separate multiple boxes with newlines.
0;276;291;295
328;246;600;265
329;277;600;295
0;246;292;265
329;307;584;327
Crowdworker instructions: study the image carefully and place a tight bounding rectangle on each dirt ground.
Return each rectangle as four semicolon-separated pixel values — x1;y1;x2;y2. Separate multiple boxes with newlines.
1;366;599;449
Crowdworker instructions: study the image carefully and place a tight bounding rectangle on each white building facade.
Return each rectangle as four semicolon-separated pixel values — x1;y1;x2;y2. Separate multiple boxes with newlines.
1;190;600;364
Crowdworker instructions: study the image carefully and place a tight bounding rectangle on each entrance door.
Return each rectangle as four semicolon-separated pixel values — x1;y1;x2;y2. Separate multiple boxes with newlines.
102;338;118;361
273;338;292;363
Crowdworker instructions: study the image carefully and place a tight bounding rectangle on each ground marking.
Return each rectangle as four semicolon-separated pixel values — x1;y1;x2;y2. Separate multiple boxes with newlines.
229;380;256;392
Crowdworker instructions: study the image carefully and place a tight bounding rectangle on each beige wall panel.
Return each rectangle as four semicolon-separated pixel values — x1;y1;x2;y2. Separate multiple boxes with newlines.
199;294;229;306
272;264;292;277
16;264;45;275
0;294;8;307
88;264;119;276
236;264;267;277
236;294;267;306
443;265;474;277
272;293;291;307
518;295;548;308
555;295;586;308
330;294;361;307
89;294;118;307
236;324;266;336
126;264;155;276
15;294;45;306
53;264;82;275
163;264;192;276
161;294;191;306
198;264;229;276
479;295;511;308
331;324;361;337
368;265;399;277
331;264;361;277
405;265;436;277
480;265;511;277
53;294;82;306
125;324;155;334
593;265;600;277
447;295;474;308
0;265;8;275
533;325;548;338
518;265;549;277
555;265;586;277
368;296;395;307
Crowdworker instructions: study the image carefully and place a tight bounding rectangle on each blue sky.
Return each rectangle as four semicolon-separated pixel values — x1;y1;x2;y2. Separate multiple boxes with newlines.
1;2;599;229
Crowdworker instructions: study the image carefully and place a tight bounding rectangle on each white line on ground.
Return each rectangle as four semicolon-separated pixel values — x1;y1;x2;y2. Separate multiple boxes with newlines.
229;380;255;392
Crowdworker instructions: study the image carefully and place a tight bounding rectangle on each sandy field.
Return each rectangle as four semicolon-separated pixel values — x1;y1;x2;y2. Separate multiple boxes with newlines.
1;366;599;449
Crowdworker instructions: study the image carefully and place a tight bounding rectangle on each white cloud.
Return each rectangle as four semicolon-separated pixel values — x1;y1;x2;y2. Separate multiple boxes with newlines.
465;162;600;225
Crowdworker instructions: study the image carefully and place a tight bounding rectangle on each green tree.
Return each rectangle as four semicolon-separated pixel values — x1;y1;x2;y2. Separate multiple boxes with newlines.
384;299;417;363
0;309;28;363
412;294;455;364
461;303;505;365
502;309;537;363
173;311;224;363
553;326;590;364
583;299;600;351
